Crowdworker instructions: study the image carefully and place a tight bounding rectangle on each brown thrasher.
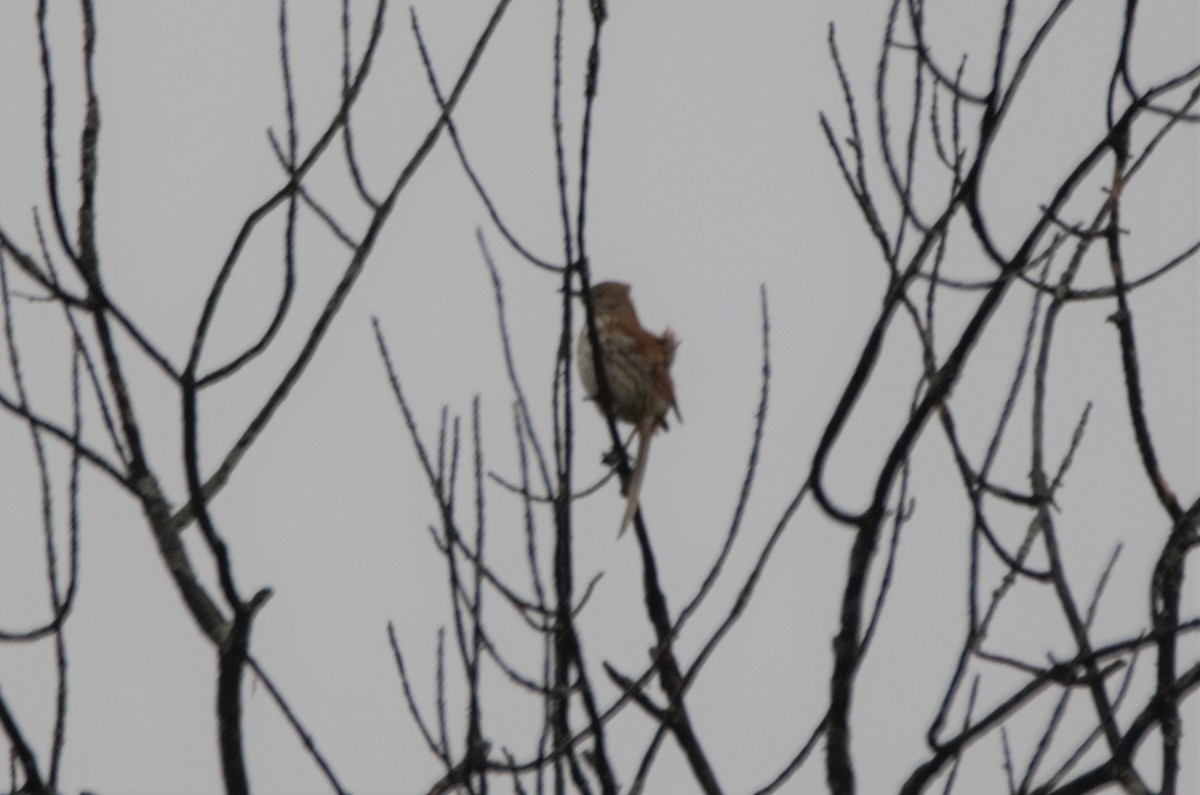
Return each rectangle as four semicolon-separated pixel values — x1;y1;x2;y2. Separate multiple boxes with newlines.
577;281;680;537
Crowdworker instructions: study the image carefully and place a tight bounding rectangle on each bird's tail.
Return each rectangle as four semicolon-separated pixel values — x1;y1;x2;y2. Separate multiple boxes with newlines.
618;419;656;537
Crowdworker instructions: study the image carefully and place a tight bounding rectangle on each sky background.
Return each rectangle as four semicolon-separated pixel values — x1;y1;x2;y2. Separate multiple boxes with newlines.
1;1;1198;793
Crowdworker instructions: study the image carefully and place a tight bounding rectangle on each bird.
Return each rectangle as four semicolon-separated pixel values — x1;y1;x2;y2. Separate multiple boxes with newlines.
576;281;680;536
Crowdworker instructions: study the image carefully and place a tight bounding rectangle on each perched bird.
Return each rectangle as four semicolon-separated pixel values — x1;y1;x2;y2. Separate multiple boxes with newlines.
576;281;680;536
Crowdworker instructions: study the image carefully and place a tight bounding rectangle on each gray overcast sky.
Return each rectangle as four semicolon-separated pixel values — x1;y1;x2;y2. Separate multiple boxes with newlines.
1;1;1197;793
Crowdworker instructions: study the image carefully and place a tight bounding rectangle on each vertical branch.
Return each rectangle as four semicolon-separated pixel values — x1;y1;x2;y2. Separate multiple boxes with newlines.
549;4;585;793
572;0;606;265
48;349;85;790
35;0;79;265
0;255;62;795
550;0;576;273
0;688;47;795
1104;179;1182;521
626;514;722;793
216;617;251;795
341;0;380;209
465;398;489;784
